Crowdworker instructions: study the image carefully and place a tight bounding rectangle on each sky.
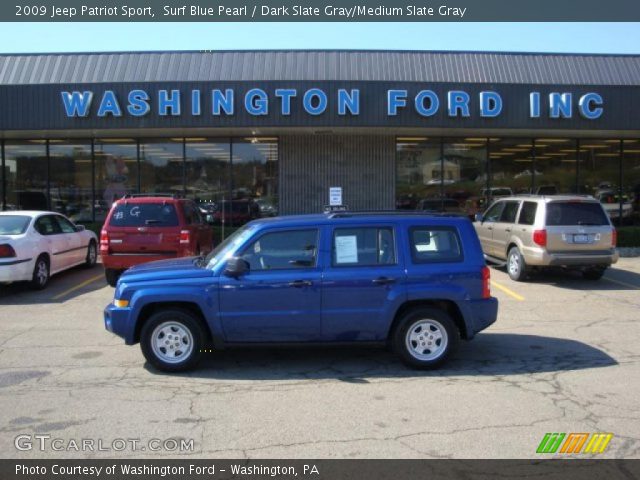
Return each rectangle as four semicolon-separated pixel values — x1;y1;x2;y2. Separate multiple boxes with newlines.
0;23;638;54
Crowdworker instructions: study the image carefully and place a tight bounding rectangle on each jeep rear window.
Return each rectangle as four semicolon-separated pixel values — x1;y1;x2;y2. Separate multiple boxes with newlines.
410;226;463;263
109;203;179;227
546;202;609;226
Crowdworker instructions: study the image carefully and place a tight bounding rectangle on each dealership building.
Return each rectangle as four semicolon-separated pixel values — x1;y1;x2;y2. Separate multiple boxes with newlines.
0;49;639;223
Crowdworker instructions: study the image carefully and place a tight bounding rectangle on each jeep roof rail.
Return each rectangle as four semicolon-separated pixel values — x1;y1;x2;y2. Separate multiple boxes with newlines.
327;210;468;219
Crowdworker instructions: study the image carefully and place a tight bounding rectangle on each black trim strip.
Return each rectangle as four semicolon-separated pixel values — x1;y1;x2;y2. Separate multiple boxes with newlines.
0;258;32;266
52;245;87;256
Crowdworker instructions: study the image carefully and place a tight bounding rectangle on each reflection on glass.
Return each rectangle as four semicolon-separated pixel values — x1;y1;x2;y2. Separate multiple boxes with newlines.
395;138;441;210
534;138;577;195
443;138;487;215
185;139;230;209
231;137;279;220
95;139;138;223
490;138;533;198
140;139;184;195
49;141;92;221
579;139;625;224
5;141;48;210
624;140;640;225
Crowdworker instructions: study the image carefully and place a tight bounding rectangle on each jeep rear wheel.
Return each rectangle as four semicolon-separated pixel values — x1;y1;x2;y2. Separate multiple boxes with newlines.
393;307;459;369
140;309;204;372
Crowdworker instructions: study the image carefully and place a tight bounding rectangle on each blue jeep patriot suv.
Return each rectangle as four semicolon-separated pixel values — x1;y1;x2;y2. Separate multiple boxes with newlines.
104;212;498;372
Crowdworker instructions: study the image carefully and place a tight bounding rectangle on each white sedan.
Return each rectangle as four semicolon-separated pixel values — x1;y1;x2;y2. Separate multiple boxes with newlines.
0;211;98;289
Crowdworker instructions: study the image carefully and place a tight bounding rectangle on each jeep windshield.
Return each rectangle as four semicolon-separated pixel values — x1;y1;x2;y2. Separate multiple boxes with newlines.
204;224;255;268
546;201;609;226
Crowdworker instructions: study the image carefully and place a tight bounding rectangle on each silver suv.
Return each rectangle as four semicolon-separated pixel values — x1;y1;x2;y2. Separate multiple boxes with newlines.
474;195;618;281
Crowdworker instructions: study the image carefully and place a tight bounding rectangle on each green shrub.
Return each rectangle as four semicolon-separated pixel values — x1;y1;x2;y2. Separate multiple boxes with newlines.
617;226;640;248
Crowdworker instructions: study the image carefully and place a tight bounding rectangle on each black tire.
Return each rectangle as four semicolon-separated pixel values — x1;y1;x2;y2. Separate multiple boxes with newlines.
30;255;50;290
84;240;97;268
583;267;606;280
507;247;528;282
105;268;121;287
140;309;205;372
393;307;459;369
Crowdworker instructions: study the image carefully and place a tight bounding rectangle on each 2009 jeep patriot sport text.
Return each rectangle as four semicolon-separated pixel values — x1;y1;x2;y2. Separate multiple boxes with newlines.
104;212;498;372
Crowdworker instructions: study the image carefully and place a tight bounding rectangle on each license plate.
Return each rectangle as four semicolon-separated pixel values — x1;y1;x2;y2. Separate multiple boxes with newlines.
573;234;589;243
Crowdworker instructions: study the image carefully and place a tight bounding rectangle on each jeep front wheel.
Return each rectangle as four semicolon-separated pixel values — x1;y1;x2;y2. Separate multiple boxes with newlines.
393;307;459;369
140;309;205;372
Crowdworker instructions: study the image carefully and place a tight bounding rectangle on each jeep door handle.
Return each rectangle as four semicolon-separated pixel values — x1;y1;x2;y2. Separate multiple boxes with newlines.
505;228;512;232
288;280;312;288
487;226;493;231
372;277;396;285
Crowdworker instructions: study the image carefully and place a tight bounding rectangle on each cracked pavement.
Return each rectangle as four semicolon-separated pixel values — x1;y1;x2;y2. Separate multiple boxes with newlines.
0;259;639;458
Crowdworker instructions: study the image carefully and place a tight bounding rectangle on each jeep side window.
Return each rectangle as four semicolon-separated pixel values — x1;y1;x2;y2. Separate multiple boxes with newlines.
410;226;463;263
240;229;318;271
483;202;504;222
499;201;520;223
518;201;538;225
332;227;396;266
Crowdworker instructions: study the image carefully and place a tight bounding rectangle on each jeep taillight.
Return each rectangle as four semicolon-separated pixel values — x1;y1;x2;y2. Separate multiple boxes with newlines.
100;230;109;253
0;244;16;258
179;229;190;245
533;229;547;247
481;266;491;299
612;228;617;247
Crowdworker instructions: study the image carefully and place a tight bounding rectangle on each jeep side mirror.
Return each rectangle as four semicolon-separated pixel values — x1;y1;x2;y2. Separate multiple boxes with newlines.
224;257;249;277
75;224;86;232
474;213;484;223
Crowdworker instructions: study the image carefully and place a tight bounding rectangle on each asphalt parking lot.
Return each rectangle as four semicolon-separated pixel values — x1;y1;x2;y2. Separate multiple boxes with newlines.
0;260;639;459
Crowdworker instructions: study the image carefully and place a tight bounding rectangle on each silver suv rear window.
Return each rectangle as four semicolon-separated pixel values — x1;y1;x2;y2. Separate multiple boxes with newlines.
546;202;609;226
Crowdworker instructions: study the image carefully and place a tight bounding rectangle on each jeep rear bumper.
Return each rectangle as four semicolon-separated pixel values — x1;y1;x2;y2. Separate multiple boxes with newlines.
466;297;499;338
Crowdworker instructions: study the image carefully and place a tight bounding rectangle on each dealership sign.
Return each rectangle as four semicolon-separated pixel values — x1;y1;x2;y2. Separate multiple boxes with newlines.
60;88;604;120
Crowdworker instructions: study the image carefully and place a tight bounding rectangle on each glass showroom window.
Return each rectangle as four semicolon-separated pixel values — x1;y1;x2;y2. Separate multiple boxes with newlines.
95;139;138;223
624;140;640;226
579;139;622;224
443;138;487;216
140;139;184;195
533;138;578;195
4;140;48;210
489;138;534;198
396;137;441;211
185;138;231;220
49;140;92;222
232;137;279;220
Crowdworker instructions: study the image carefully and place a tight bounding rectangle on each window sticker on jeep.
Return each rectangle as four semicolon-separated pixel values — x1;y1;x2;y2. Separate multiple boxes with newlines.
335;235;358;264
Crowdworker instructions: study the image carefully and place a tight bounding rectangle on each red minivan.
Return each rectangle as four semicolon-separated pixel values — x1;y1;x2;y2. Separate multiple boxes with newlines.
100;195;214;286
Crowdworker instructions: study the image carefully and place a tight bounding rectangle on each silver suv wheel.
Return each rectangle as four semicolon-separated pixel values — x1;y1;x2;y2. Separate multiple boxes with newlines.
508;251;520;277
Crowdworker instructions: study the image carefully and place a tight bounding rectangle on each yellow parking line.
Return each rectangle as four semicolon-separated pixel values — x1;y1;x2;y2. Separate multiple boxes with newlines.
52;273;105;300
602;276;640;289
490;280;525;301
